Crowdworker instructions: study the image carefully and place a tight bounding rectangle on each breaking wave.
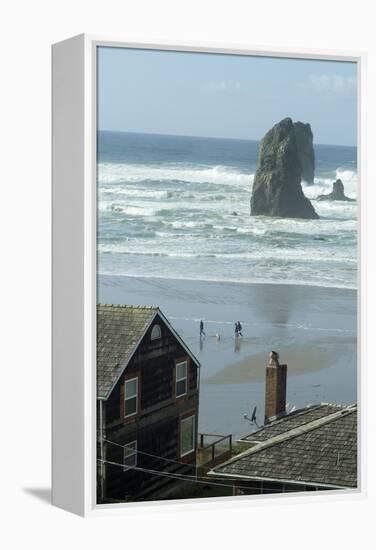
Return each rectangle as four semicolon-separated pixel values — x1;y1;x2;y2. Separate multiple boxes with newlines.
98;162;251;187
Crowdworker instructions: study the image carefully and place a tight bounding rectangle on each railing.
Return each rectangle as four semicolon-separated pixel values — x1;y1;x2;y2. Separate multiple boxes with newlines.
197;433;233;468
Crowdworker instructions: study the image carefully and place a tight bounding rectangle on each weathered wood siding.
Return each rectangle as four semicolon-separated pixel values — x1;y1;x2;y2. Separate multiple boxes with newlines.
105;316;198;426
98;314;199;502
105;411;198;500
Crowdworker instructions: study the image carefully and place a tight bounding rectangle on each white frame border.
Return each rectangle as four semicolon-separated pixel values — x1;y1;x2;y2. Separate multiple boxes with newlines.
52;33;366;517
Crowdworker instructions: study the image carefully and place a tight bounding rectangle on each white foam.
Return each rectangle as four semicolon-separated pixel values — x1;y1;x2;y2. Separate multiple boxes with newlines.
98;162;251;187
98;243;356;264
303;168;358;201
97;161;358;290
98;203;162;216
98;187;173;200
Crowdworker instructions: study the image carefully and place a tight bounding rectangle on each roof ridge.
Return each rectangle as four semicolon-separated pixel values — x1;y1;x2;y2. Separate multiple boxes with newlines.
97;303;158;310
214;404;357;472
239;403;348;442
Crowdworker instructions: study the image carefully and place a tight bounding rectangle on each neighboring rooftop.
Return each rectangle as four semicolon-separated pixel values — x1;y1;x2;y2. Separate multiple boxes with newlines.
240;404;347;443
211;404;357;489
97;304;157;399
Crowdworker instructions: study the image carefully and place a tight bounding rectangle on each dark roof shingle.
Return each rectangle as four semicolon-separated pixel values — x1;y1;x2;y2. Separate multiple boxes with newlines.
212;404;357;488
241;404;346;443
97;304;157;399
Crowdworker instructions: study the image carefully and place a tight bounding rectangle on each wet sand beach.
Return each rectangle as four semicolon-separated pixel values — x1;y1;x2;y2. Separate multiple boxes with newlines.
98;274;357;438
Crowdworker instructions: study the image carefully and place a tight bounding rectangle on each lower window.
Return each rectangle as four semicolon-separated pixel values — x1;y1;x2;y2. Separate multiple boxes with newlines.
180;415;195;457
123;440;137;470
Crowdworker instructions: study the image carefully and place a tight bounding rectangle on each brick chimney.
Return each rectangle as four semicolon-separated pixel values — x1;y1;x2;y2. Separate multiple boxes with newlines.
264;351;287;422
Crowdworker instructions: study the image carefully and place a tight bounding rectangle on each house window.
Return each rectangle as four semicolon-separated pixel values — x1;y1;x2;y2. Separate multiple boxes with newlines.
123;440;137;470
175;361;187;397
180;415;195;457
151;324;162;340
124;377;138;417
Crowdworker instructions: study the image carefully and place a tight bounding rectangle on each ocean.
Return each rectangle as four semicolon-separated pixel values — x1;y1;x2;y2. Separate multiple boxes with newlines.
97;130;357;290
97;130;357;436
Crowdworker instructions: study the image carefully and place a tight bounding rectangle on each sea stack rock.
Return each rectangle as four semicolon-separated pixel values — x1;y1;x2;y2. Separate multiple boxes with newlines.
317;179;355;202
251;118;319;219
293;121;315;184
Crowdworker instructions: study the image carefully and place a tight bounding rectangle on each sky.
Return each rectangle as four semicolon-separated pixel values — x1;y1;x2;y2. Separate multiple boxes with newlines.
97;47;357;146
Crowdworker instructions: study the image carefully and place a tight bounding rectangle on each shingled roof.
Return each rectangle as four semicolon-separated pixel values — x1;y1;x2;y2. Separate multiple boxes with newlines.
240;404;347;443
97;304;200;400
97;304;157;399
210;404;357;489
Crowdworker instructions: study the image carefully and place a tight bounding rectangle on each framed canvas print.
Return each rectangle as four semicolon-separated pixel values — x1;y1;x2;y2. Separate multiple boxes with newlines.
52;34;365;516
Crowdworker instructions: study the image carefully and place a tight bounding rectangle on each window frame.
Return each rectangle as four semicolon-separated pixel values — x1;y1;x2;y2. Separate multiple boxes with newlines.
124;377;138;418
180;414;196;457
175;360;188;398
123;440;137;471
150;323;162;341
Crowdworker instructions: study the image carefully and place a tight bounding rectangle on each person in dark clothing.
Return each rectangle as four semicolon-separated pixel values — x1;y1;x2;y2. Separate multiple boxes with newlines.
237;321;243;337
200;320;206;338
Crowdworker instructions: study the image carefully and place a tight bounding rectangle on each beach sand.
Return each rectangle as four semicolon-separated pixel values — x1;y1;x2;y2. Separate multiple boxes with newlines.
98;275;357;438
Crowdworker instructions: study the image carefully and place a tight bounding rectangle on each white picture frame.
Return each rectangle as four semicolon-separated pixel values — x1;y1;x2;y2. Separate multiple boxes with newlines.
52;33;366;517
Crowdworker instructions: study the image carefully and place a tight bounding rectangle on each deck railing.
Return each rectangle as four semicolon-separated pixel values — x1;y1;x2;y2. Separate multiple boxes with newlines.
197;433;233;469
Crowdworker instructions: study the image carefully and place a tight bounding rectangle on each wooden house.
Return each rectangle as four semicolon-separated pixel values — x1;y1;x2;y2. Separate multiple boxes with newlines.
209;353;357;495
96;304;200;503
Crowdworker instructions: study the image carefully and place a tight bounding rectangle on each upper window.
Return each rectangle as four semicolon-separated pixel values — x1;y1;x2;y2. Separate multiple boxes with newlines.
123;440;137;470
180;415;195;457
176;361;188;397
124;377;138;417
151;324;162;341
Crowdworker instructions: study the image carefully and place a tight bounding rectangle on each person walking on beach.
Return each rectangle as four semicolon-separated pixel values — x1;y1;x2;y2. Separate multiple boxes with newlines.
235;321;243;337
200;320;206;338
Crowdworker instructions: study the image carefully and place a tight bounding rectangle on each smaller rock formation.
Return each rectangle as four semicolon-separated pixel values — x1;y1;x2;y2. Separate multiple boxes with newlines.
317;179;355;202
251;118;319;219
294;122;315;185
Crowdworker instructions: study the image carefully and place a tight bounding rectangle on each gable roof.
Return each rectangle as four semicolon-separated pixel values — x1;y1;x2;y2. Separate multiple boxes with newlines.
97;304;200;400
210;404;357;489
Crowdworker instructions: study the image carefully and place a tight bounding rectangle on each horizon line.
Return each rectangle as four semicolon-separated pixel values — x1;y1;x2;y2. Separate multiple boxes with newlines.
98;128;357;148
